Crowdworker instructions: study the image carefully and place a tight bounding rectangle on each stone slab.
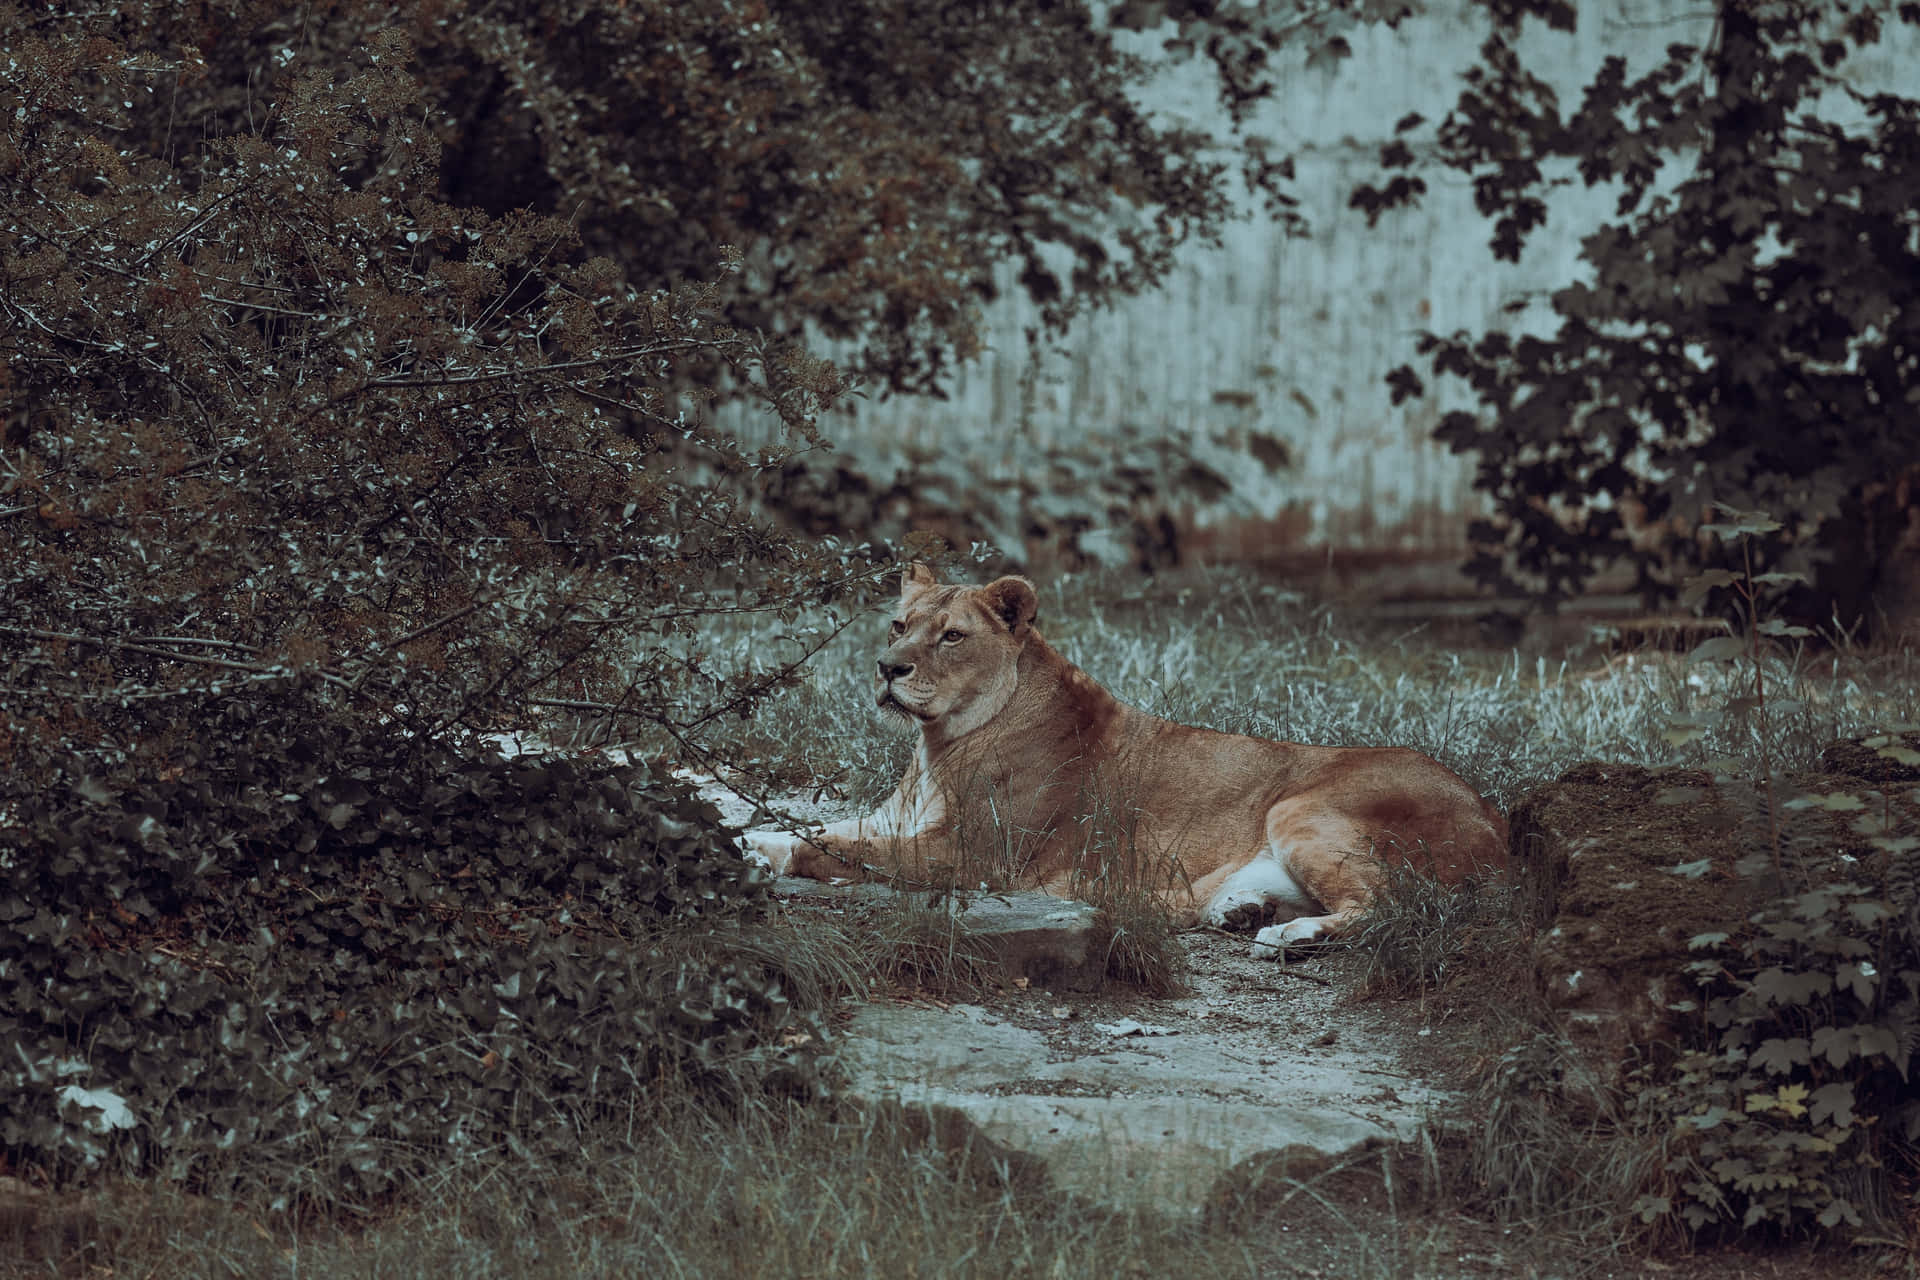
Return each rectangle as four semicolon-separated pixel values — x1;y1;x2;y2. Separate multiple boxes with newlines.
841;1001;1436;1211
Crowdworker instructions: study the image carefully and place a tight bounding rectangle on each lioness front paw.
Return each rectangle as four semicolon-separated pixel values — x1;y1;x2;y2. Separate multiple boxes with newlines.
739;829;798;876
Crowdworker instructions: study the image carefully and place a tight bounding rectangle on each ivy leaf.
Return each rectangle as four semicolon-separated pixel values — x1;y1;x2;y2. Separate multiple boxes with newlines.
1808;1081;1856;1128
1661;712;1721;747
1810;1024;1857;1068
1784;792;1866;812
1857;1025;1901;1064
1753;966;1832;1006
1834;963;1878;1005
1701;504;1783;540
1846;901;1890;928
1750;1037;1810;1076
1632;1194;1671;1223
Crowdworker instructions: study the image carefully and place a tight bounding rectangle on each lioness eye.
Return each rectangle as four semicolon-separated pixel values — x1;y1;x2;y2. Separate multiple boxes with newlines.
941;629;964;644
889;620;905;638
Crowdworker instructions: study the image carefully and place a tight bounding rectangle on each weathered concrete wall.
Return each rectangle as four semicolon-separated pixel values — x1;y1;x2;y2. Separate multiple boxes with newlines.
719;1;1919;575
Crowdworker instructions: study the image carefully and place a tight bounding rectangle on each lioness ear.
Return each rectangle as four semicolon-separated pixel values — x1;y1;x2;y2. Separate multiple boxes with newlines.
981;576;1038;636
900;562;939;600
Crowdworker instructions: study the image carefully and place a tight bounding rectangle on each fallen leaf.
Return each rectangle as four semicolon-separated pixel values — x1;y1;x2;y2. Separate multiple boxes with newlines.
1094;1018;1177;1038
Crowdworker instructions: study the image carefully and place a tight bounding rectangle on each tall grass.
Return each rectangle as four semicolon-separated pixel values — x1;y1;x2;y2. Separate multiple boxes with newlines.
689;567;1918;815
13;1100;1449;1279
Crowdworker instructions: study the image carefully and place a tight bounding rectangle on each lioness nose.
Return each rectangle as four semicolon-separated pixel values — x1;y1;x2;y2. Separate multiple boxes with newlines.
879;659;914;681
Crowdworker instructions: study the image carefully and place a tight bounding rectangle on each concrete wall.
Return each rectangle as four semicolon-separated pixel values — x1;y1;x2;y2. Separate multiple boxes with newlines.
719;1;1918;579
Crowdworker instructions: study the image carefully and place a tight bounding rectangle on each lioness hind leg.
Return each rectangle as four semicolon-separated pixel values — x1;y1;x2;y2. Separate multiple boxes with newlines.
1245;806;1382;959
1196;855;1316;931
1248;905;1365;958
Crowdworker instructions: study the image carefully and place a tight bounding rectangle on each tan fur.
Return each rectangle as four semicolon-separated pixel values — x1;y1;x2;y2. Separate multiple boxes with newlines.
744;566;1508;950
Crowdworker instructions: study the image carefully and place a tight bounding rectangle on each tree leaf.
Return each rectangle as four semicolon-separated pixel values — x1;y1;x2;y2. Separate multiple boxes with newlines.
1687;636;1746;665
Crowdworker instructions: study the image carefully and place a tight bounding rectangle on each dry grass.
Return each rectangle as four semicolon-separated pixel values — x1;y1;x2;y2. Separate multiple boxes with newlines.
695;567;1918;817
8;1101;1454;1279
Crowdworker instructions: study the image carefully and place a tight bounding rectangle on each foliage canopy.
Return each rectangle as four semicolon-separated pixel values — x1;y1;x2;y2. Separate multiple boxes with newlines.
0;1;867;1193
1368;0;1920;628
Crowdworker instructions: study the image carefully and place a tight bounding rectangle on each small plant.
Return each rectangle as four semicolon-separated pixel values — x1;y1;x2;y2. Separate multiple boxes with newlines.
1616;505;1920;1239
1664;505;1820;876
860;900;1003;996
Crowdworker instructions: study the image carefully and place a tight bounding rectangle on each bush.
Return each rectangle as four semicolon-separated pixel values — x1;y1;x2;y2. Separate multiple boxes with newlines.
0;10;894;763
0;13;889;1199
0;693;831;1203
1350;860;1521;1000
1629;813;1920;1237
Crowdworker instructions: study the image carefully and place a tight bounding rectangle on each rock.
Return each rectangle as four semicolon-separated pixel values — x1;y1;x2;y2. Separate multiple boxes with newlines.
958;893;1104;992
775;876;1104;991
842;1001;1435;1211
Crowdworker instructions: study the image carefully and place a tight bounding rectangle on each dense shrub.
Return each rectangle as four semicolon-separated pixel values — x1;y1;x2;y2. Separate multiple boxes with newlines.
5;0;1245;400
1627;733;1920;1238
0;8;871;1198
0;12;882;754
1373;2;1920;631
0;693;824;1202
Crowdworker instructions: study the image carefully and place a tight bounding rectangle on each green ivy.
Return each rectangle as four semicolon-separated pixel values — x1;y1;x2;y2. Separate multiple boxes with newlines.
1616;519;1920;1239
0;691;824;1203
1632;874;1918;1233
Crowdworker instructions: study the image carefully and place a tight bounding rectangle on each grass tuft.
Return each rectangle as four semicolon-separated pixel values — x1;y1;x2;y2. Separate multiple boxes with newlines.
860;896;1005;996
1351;858;1527;1000
1434;1028;1679;1252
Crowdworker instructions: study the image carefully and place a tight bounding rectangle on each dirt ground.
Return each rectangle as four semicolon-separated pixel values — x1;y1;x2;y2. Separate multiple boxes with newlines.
782;879;1908;1280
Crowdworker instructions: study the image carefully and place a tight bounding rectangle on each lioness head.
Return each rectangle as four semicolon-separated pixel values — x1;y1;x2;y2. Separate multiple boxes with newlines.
876;564;1038;740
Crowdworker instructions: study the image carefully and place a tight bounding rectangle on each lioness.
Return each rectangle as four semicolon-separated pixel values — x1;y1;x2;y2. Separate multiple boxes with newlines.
744;565;1507;954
